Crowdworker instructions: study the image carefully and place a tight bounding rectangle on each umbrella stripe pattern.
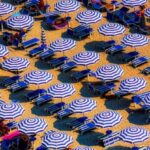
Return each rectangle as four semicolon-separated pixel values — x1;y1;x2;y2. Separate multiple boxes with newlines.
98;23;125;36
120;126;150;143
73;146;94;150
18;118;47;135
0;103;24;119
24;70;53;85
1;57;30;71
69;98;96;113
94;64;124;81
48;83;75;98
93;110;122;128
6;15;34;30
73;51;100;66
122;0;147;7
119;77;147;93
76;10;102;24
139;96;150;108
0;44;9;57
122;34;149;47
42;131;73;149
0;99;5;105
145;8;150;17
41;28;47;46
0;2;15;16
55;0;80;12
50;38;76;52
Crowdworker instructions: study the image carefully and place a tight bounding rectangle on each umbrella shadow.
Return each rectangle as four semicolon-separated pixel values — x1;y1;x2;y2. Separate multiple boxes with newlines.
0;76;10;89
35;60;53;70
77;131;104;146
107;146;131;150
54;117;77;131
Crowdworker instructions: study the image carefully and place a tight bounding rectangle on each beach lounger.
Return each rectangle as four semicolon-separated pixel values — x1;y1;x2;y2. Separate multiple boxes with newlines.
22;38;40;48
122;51;139;63
113;90;130;98
1;75;20;87
78;121;96;135
33;94;53;106
26;89;47;101
141;67;150;75
131;56;150;68
36;145;48;150
6;121;18;130
48;56;68;68
39;50;55;61
45;102;65;115
60;61;77;72
66;116;89;129
71;69;91;82
57;108;74;119
9;81;29;93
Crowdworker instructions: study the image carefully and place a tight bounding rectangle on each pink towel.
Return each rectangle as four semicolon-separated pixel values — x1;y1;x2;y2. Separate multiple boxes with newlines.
2;130;21;140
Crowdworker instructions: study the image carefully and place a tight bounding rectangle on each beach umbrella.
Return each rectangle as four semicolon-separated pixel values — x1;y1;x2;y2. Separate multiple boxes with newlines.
0;103;24;119
119;126;149;144
18;118;47;135
6;15;34;30
1;57;30;72
69;98;96;113
145;8;150;17
73;51;100;67
24;70;53;85
41;27;47;47
139;96;150;108
76;10;102;24
122;0;147;7
0;99;5;105
119;77;147;93
55;0;80;12
73;146;94;150
98;23;125;37
42;131;73;149
121;34;149;49
93;110;122;128
0;44;9;58
93;64;124;82
48;83;75;99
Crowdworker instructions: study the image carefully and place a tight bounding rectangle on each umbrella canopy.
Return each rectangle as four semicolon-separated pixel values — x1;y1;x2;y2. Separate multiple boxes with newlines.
0;2;15;16
0;103;24;119
24;70;53;85
94;64;124;81
1;57;30;72
0;99;5;105
55;0;80;12
41;27;47;46
122;34;149;48
73;146;94;150
145;8;150;17
122;0;147;7
42;131;73;149
18;118;47;135
98;23;125;36
0;44;9;57
6;15;34;30
49;38;76;52
119;126;149;143
76;10;102;24
73;51;100;66
119;77;147;93
69;98;96;113
139;96;150;108
93;110;122;128
48;83;75;98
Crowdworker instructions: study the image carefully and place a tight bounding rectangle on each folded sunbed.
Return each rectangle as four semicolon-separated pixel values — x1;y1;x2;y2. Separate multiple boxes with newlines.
122;51;139;63
57;108;74;119
29;45;46;57
39;50;55;61
22;38;40;48
141;67;150;75
60;61;77;72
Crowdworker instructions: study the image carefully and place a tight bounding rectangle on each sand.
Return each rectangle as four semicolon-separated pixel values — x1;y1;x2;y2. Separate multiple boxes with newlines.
0;0;150;149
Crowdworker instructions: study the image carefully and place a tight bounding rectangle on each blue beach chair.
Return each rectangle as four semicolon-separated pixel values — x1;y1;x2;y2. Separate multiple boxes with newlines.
60;61;77;72
39;50;55;61
141;67;150;75
57;108;74;119
36;145;48;150
122;51;139;63
6;121;18;130
22;38;40;48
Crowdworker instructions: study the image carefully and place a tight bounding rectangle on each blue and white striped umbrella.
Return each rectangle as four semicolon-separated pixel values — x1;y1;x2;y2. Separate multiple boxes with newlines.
122;0;147;7
145;147;150;150
76;10;102;24
50;38;76;52
1;57;30;72
73;51;100;66
0;44;9;57
0;103;24;119
139;96;150;108
69;98;96;113
119;77;147;93
94;64;124;81
0;99;5;105
73;146;94;150
145;8;150;17
93;110;122;128
55;0;80;12
48;83;75;98
120;126;149;143
98;23;125;36
18;118;47;135
42;131;73;149
24;70;53;85
0;2;15;16
6;15;34;30
41;27;47;46
122;34;149;48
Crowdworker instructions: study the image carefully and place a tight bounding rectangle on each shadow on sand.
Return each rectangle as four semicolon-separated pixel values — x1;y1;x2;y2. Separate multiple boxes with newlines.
107;146;131;150
35;60;52;70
